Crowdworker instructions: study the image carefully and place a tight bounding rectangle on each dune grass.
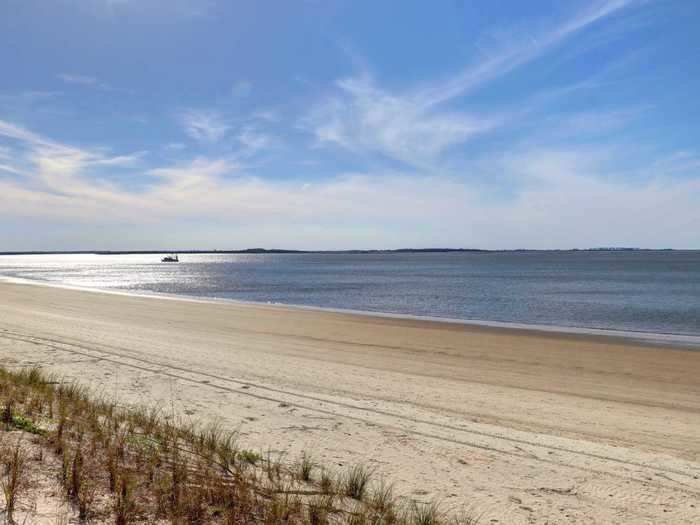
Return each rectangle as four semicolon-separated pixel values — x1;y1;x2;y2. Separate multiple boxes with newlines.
1;436;28;519
0;365;479;524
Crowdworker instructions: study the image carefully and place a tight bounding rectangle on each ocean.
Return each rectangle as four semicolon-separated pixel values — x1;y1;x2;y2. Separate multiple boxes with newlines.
1;251;699;338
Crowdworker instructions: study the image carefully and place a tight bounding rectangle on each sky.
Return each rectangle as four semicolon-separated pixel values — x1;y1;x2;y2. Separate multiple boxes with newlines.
1;0;699;250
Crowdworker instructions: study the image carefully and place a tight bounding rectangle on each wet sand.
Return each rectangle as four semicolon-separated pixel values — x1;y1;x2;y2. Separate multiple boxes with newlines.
0;280;698;524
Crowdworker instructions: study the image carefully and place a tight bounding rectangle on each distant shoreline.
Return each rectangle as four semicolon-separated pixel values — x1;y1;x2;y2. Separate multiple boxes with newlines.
0;247;693;256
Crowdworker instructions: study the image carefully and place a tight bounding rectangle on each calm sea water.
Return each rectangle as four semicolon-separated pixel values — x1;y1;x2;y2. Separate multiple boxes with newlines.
1;251;699;337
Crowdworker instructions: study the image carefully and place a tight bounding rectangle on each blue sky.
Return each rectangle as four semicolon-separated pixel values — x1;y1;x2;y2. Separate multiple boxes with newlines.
1;0;699;250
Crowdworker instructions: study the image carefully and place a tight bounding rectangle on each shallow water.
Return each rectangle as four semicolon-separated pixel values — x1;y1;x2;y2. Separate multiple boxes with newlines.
1;251;699;337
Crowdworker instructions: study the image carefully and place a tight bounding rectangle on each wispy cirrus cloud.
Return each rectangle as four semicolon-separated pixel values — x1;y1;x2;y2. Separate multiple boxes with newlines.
178;108;277;155
58;73;99;86
252;110;280;123
414;0;642;109
164;142;187;151
0;119;145;166
0;90;62;102
305;74;497;168
0;119;144;195
0;119;65;149
57;73;119;91
179;109;230;143
304;0;642;169
237;128;274;156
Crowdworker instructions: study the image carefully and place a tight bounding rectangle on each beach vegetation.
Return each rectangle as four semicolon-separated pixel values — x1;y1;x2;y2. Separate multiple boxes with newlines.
319;468;335;494
343;464;373;500
1;436;29;521
297;451;315;482
0;364;479;524
410;501;443;525
238;449;262;465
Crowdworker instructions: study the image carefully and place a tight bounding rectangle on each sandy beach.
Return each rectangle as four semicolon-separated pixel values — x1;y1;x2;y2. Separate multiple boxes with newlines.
0;279;698;524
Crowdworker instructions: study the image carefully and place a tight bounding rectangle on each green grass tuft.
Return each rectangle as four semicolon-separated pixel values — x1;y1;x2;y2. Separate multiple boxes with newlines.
238;449;262;465
11;414;47;436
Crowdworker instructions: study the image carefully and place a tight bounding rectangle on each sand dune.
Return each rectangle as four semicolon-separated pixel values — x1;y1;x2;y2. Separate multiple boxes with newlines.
0;280;698;524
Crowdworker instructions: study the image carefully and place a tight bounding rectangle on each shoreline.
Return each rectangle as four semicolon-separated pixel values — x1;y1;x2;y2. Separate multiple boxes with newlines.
1;279;699;523
2;274;699;350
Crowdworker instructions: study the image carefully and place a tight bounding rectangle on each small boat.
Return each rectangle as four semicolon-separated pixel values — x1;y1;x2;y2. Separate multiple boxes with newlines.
161;254;179;263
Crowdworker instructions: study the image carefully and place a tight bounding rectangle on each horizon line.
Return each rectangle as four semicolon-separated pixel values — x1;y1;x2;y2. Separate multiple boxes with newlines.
1;247;696;256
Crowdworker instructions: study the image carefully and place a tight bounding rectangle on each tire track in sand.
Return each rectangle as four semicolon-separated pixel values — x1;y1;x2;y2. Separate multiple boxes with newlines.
2;327;699;501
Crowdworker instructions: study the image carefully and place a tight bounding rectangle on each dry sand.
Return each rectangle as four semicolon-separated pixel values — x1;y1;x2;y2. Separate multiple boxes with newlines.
0;280;698;524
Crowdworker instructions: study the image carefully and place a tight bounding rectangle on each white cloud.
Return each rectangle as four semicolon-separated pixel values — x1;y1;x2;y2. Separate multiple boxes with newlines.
92;152;146;166
164;142;187;151
178;109;276;154
57;73;116;91
306;74;497;168
13;90;61;101
415;0;640;109
179;109;229;143
304;0;641;169
58;73;99;86
252;110;280;123
1;120;699;249
1;160;698;249
0;119;144;196
237;128;272;155
0;119;59;148
56;73;123;91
